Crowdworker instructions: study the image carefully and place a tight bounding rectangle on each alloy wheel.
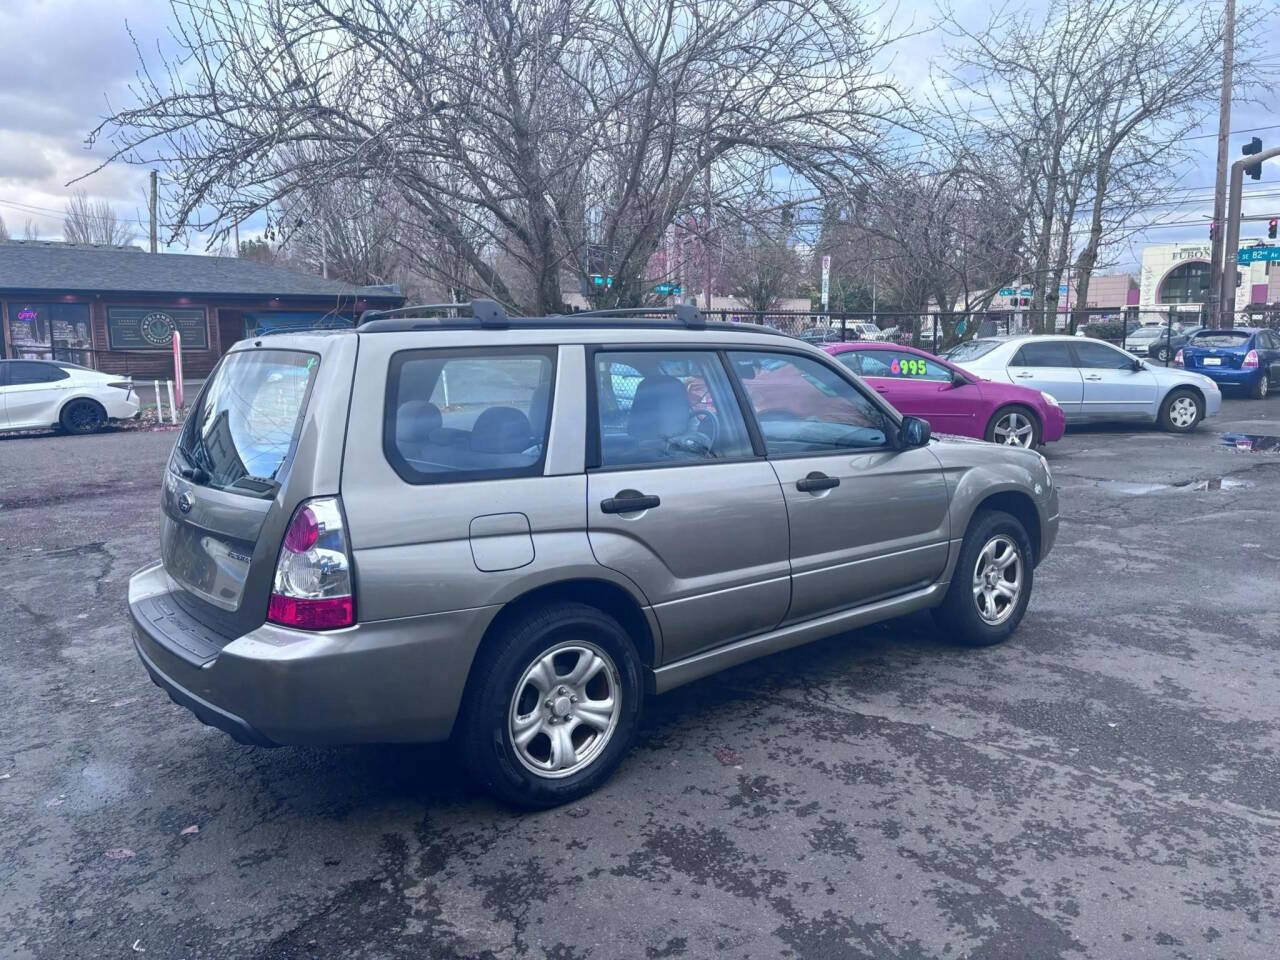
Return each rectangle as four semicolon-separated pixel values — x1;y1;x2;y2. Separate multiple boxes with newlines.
508;641;621;779
993;411;1035;447
972;535;1022;625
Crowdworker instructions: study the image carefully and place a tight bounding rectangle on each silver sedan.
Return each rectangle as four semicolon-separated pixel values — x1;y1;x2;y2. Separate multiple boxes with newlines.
943;335;1221;433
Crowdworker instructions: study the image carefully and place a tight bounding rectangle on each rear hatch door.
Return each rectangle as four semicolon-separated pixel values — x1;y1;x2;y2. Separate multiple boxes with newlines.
160;336;355;639
1183;331;1251;371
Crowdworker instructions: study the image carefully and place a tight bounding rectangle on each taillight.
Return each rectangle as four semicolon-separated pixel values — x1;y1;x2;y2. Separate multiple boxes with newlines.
268;497;355;630
1173;349;1184;367
1243;349;1259;369
107;381;134;390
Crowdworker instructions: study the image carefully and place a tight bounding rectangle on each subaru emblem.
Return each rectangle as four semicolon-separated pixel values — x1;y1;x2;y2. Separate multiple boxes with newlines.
177;492;193;514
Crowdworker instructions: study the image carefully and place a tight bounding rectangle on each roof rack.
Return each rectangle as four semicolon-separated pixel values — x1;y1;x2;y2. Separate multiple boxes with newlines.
559;304;706;328
357;299;509;328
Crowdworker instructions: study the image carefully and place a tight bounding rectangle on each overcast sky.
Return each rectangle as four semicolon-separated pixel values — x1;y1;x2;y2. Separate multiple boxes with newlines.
0;0;1276;272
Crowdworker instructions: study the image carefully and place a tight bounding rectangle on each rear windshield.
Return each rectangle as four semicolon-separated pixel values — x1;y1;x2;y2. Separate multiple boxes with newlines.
177;350;317;493
942;339;1002;362
1190;331;1251;347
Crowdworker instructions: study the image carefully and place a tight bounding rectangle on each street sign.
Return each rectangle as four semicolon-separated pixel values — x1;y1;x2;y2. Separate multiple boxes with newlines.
998;287;1016;297
821;255;831;312
1020;287;1033;297
655;283;682;296
1237;246;1280;264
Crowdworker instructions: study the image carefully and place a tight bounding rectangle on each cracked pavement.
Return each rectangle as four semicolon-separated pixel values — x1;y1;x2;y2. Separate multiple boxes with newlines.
2;397;1279;959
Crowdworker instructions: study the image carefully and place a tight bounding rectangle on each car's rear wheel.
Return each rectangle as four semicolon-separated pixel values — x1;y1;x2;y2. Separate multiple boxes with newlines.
1250;373;1269;400
1152;345;1171;363
455;602;643;809
60;399;107;435
1158;389;1202;432
984;405;1040;448
932;509;1033;647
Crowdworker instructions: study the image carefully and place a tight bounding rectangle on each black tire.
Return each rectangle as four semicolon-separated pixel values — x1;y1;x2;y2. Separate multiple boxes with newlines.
1152;345;1171;363
1157;388;1203;433
983;405;1041;448
455;602;644;809
932;509;1034;647
60;399;107;435
1250;373;1269;400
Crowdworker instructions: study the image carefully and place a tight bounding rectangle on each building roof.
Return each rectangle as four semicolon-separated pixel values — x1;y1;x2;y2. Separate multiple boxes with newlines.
0;241;403;303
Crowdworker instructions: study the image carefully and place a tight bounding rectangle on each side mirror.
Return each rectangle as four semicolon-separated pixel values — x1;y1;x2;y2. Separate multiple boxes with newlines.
898;415;931;448
949;369;969;388
1130;358;1144;372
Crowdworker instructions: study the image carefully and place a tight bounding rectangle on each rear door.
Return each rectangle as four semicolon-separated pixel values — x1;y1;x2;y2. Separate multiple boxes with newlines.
1071;340;1158;418
1257;331;1280;385
729;348;950;623
1006;341;1084;416
160;343;344;638
586;348;791;663
2;361;71;427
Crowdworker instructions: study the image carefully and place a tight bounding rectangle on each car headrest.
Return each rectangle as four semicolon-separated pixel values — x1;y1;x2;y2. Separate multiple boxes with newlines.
470;406;533;454
395;400;443;446
628;375;691;441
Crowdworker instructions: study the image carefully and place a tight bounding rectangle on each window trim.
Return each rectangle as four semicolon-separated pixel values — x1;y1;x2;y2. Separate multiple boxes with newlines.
382;344;558;486
584;344;764;473
724;345;899;460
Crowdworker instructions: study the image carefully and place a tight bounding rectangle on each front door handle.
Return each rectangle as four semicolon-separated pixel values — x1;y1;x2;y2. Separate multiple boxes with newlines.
600;491;661;514
796;472;840;493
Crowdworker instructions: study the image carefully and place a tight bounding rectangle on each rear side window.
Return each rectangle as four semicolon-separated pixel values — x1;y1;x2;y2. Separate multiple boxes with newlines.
179;350;317;493
1191;331;1251;347
386;348;554;484
593;350;754;467
1011;342;1073;367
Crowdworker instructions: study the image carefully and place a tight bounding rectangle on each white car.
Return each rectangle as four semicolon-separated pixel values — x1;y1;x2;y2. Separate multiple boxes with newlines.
1;359;141;434
942;335;1221;432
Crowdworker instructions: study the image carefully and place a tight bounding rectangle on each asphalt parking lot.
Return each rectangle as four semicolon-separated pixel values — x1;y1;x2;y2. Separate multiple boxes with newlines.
2;397;1279;959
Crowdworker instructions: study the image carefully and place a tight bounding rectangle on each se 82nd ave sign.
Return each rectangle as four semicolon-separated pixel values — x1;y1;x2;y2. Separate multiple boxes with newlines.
1236;246;1280;264
106;306;209;350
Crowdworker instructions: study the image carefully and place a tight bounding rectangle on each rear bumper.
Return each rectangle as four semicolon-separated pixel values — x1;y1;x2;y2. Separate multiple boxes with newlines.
1189;367;1259;389
105;394;141;420
128;561;498;746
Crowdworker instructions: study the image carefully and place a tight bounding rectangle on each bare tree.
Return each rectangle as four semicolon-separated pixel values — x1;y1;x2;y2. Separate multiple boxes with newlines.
86;0;904;315
22;219;40;242
722;209;804;311
0;215;7;242
63;189;136;246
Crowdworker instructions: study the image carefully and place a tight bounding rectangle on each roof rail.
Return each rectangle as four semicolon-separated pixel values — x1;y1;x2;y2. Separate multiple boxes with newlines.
357;299;508;328
561;304;706;328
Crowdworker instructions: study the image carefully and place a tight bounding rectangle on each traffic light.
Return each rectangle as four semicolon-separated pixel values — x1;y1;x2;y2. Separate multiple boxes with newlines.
1209;220;1217;240
1243;137;1263;181
1269;218;1278;240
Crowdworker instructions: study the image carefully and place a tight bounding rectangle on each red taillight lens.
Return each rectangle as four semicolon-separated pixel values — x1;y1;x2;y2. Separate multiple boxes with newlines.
268;497;354;630
1243;349;1259;369
1173;349;1184;367
267;595;354;631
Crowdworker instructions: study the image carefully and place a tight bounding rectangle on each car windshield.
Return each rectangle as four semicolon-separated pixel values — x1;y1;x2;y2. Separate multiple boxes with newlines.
1191;331;1251;347
177;350;318;494
943;340;1002;362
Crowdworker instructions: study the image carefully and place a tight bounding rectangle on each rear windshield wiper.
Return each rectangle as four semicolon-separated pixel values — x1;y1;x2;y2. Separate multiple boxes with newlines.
172;445;209;484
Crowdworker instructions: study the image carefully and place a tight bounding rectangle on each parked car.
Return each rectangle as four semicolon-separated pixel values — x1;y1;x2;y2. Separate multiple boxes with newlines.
1175;328;1280;399
798;326;843;344
1123;324;1168;354
943;335;1220;433
128;305;1058;808
0;359;140;434
823;342;1065;448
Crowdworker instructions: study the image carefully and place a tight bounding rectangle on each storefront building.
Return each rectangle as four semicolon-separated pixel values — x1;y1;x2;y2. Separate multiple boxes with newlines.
0;242;403;378
1139;241;1280;314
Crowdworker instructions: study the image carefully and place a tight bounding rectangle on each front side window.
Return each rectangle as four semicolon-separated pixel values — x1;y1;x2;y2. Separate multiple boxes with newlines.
386;348;555;483
1011;342;1074;368
729;351;888;455
179;350;317;493
1073;341;1133;370
594;350;753;467
843;350;952;382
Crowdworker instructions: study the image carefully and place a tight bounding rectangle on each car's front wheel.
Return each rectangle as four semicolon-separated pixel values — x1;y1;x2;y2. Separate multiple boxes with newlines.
933;509;1034;647
60;399;107;435
455;602;643;808
1158;389;1203;432
984;406;1041;448
1152;345;1171;363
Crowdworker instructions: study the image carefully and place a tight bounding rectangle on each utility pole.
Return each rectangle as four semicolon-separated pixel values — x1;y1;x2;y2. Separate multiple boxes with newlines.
321;232;328;279
233;220;239;256
704;164;713;311
148;170;158;253
1221;144;1280;327
1207;0;1235;323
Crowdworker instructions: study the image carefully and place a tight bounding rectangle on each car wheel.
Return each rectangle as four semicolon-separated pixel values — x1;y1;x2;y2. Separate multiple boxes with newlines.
984;406;1040;448
1158;389;1202;432
932;509;1033;647
1153;345;1170;363
455;602;643;809
60;399;107;435
1250;373;1269;400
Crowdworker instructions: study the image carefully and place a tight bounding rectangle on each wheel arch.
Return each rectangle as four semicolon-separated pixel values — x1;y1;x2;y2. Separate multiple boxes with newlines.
953;487;1043;569
56;393;108;423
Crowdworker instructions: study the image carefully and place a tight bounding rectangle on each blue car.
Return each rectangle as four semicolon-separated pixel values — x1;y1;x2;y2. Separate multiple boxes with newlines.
1176;328;1280;399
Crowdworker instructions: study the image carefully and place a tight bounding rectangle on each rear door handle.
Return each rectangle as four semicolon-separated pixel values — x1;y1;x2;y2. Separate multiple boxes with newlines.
1084;374;1103;381
600;492;661;514
796;472;840;492
1014;371;1034;379
874;385;889;393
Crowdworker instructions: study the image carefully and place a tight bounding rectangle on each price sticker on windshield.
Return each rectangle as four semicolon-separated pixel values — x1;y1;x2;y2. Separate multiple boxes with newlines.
890;357;930;377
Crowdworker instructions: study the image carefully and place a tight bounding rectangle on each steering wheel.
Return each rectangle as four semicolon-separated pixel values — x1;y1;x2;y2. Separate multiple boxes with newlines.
691;410;720;448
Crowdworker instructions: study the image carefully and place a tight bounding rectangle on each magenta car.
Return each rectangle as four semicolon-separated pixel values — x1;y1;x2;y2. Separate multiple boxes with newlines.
823;342;1066;447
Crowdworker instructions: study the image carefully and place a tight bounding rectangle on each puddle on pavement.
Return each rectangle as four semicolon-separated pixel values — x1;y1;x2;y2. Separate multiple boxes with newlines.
1090;476;1252;495
1221;433;1280;453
